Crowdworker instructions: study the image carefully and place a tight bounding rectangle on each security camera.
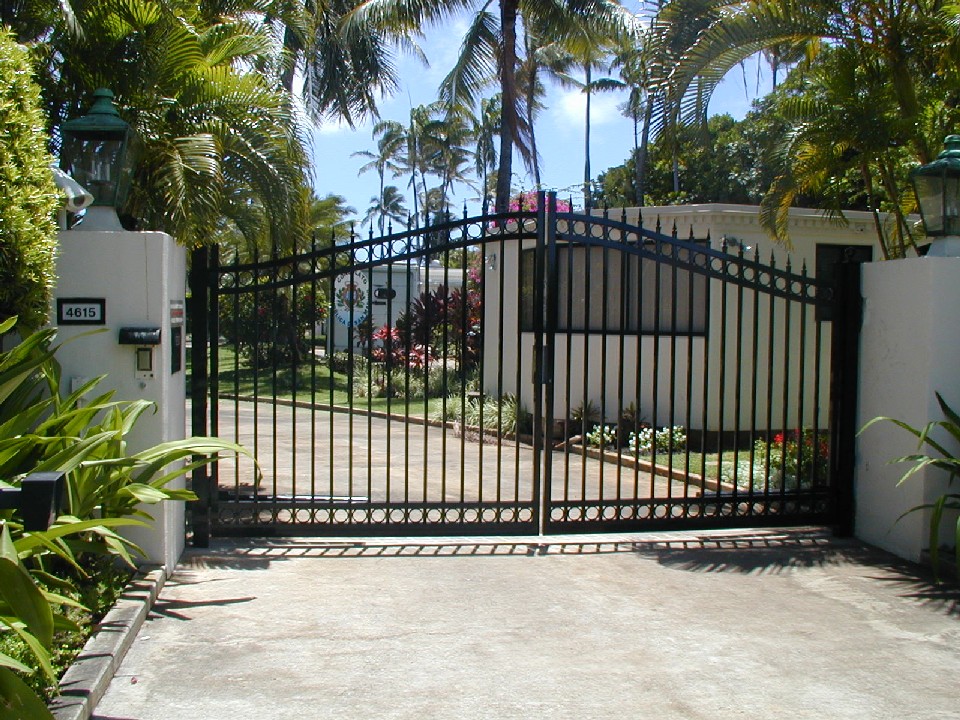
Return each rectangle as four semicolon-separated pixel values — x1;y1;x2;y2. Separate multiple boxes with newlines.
50;165;94;212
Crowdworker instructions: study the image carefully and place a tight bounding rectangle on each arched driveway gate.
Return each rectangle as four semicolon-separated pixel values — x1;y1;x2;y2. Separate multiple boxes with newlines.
189;193;859;542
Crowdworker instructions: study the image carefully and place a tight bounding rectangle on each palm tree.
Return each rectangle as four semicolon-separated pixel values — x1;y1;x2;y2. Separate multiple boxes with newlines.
471;95;501;210
655;0;958;252
544;25;620;208
642;0;725;198
515;22;582;188
27;0;310;249
757;47;918;258
660;0;952;165
350;0;631;212
362;184;408;232
353;123;406;233
269;0;400;126
610;26;649;205
427;108;476;218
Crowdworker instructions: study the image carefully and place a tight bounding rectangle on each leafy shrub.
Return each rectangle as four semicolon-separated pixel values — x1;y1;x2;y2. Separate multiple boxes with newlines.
328;350;368;376
218;288;326;366
586;424;617;449
570;400;600;433
617;402;645;445
0;32;60;333
440;394;531;435
629;426;687;455
392;284;482;372
0;318;251;710
861;392;960;582
723;429;829;493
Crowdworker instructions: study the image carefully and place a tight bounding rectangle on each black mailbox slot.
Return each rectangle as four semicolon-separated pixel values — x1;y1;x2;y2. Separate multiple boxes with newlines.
119;327;161;345
171;326;182;373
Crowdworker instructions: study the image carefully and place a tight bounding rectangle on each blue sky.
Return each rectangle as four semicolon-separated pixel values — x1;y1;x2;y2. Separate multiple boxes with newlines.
310;4;771;222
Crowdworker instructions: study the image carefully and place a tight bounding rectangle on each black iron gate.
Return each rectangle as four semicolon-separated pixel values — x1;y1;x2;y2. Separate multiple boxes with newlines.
189;193;859;542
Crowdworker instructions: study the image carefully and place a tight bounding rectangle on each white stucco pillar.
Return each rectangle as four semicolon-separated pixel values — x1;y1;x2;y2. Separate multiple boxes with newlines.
53;228;187;572
856;257;960;563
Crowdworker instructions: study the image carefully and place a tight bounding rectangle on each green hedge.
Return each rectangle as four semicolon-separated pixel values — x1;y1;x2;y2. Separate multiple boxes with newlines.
0;30;59;333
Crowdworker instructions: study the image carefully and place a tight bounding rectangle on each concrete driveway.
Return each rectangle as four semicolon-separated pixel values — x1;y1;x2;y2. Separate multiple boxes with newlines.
92;528;958;720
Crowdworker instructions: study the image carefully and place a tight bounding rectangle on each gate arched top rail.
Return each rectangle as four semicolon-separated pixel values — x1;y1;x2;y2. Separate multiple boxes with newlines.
213;209;543;294
554;210;829;306
211;204;832;307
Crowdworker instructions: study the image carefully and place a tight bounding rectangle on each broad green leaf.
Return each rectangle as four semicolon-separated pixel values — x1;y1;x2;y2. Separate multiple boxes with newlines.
0;666;55;720
0;652;31;674
14;517;144;554
121;483;170;504
0;558;54;648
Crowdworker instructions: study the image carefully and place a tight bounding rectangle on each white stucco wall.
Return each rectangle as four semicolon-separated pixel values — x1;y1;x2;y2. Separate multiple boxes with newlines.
54;229;187;571
856;258;960;563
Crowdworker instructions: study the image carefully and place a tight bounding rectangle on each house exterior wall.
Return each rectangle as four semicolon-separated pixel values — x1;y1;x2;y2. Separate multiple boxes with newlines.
482;205;882;432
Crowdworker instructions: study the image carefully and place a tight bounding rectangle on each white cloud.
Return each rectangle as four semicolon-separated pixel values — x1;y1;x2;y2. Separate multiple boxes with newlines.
556;87;626;130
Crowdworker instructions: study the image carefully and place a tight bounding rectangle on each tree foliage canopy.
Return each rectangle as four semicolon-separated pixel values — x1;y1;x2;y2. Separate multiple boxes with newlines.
0;31;59;332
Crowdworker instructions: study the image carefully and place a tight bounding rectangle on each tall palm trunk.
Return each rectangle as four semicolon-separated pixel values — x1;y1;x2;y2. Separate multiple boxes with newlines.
377;168;386;235
583;63;592;209
636;94;654;207
524;29;542;187
495;0;520;213
630;89;642;206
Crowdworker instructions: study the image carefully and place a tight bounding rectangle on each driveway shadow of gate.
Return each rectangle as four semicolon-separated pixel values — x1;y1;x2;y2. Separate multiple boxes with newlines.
181;527;957;615
187;526;838;568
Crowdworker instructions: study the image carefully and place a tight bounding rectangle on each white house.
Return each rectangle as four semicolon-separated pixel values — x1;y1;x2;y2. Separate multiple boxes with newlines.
480;204;888;433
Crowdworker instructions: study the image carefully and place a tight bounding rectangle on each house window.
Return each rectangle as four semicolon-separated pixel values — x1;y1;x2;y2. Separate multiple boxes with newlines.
520;243;708;334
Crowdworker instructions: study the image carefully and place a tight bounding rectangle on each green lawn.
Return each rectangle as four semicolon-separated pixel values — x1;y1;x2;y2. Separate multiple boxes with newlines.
207;345;453;419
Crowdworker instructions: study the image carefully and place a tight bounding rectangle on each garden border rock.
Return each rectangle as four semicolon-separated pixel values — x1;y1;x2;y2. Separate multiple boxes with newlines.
48;565;166;720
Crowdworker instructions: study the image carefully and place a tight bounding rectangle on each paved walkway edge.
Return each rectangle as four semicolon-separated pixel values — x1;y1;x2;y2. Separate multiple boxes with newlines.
49;565;167;720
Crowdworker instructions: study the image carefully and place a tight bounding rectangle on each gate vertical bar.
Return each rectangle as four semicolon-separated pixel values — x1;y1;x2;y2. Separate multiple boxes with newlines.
829;258;862;535
541;192;559;532
208;244;220;506
189;246;211;546
530;192;548;533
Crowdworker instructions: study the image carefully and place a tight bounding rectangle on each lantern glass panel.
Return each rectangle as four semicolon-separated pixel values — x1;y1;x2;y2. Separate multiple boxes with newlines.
945;175;960;235
61;133;130;208
914;173;946;236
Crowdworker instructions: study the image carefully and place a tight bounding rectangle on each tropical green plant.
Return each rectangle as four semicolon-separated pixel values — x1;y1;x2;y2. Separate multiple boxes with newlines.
0;316;254;537
0;523;81;719
441;393;530;435
218;289;327;367
570;400;600;433
0;31;60;334
354;124;408;234
361;185;408;233
17;0;311;249
0;316;254;709
654;0;960;254
860;392;960;582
